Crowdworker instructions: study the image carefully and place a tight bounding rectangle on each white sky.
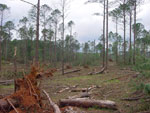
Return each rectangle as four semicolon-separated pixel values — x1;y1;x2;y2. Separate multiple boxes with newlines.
0;0;150;43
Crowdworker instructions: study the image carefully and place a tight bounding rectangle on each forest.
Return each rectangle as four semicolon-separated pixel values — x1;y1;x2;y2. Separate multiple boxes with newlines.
0;0;150;113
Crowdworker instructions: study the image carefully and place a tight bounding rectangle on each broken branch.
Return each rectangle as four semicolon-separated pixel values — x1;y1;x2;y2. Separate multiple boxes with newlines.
42;90;61;113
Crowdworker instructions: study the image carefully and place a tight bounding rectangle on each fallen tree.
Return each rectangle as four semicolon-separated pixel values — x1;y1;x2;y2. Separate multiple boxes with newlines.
68;92;91;99
43;90;61;113
59;98;117;110
64;69;81;74
70;85;99;92
0;98;18;112
0;66;55;113
57;85;79;93
88;67;105;75
0;80;14;85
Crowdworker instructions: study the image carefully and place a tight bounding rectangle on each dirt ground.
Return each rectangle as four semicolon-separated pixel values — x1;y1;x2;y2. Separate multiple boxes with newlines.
0;63;150;113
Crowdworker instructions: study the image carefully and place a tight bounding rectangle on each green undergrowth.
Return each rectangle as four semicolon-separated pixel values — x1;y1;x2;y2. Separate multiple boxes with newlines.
0;84;14;89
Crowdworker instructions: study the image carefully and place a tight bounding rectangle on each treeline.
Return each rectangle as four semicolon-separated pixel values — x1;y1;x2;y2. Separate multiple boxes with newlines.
0;0;150;72
0;3;103;70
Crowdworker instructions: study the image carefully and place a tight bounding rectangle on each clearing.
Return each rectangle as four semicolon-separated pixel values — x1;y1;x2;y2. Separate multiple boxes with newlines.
0;63;149;113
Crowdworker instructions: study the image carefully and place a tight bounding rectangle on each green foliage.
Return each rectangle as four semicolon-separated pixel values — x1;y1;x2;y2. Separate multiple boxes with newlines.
136;83;145;91
144;84;150;94
136;83;150;95
139;63;150;70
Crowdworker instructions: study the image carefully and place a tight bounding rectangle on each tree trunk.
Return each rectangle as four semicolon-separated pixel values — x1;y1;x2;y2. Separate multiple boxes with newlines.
144;43;146;60
54;23;57;67
123;0;126;65
25;39;28;69
129;11;132;64
102;0;106;68
116;18;118;63
49;38;52;63
35;0;40;65
133;0;136;65
0;98;19;112
0;12;3;71
106;0;109;69
59;99;117;110
62;2;65;75
43;29;46;63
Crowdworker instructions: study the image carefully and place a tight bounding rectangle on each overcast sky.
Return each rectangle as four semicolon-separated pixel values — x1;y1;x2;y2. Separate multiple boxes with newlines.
0;0;150;43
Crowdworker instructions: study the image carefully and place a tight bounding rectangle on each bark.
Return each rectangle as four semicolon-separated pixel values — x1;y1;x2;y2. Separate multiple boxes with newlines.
106;0;109;69
129;11;132;64
68;92;90;99
0;80;14;85
25;38;28;69
35;0;40;65
62;1;65;75
64;69;81;75
123;0;126;65
71;88;88;92
14;47;17;76
0;98;19;112
59;99;117;110
102;0;106;68
0;12;3;71
54;23;57;67
133;0;136;65
43;90;61;113
88;67;105;75
116;18;118;63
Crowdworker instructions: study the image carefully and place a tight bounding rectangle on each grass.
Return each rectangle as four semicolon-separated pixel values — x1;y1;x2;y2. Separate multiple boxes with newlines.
1;63;150;113
49;74;104;87
0;84;14;89
105;79;120;84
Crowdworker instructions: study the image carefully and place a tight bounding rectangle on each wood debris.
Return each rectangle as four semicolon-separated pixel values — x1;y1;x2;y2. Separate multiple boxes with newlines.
59;98;117;110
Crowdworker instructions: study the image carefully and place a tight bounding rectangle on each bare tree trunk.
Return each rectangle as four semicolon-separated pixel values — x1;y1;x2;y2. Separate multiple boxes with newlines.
54;23;57;67
106;0;109;69
14;47;17;76
49;38;52;63
129;11;132;64
0;12;3;71
25;39;28;69
116;18;118;63
43;16;46;63
35;0;40;65
4;39;7;60
62;1;65;75
144;43;146;60
123;0;126;65
102;0;106;68
43;35;46;63
133;0;136;65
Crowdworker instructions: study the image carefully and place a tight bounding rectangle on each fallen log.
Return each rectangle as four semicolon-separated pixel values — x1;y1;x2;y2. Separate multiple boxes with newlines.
70;85;99;93
94;67;105;74
121;96;150;101
0;98;18;112
0;80;14;85
59;99;117;110
64;69;81;75
57;87;70;93
88;67;105;75
57;85;79;93
43;90;61;113
68;92;91;99
70;88;88;92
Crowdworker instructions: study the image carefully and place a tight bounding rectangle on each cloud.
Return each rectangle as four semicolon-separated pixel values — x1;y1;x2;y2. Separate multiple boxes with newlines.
0;0;150;43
